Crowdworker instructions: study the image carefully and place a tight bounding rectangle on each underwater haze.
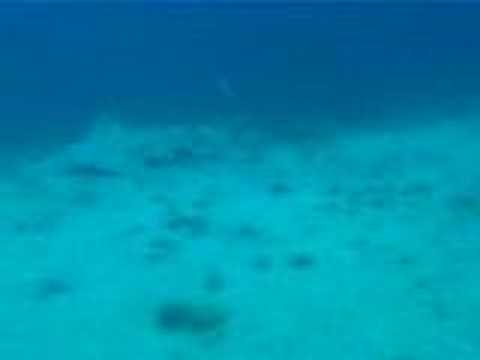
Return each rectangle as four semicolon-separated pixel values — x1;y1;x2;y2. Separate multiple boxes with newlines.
2;3;480;149
1;3;480;360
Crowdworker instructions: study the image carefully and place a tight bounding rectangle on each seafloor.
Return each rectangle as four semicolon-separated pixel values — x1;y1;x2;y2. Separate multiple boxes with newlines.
1;113;479;359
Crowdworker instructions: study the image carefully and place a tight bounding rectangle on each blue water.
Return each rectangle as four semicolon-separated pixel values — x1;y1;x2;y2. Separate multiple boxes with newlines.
1;3;480;360
2;3;480;149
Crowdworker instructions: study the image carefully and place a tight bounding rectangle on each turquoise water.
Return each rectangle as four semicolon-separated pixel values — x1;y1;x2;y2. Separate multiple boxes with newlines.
1;3;480;360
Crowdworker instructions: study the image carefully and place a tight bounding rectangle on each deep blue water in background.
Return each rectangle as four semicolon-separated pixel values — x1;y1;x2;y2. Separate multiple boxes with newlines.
1;3;480;151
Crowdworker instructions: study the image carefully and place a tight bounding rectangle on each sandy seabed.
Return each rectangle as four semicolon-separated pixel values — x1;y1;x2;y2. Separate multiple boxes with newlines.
1;114;479;360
